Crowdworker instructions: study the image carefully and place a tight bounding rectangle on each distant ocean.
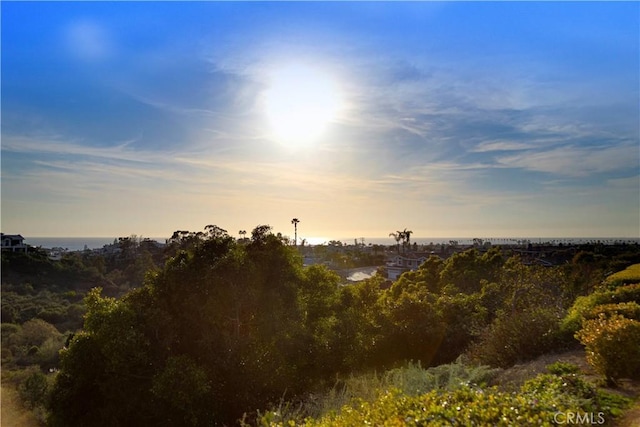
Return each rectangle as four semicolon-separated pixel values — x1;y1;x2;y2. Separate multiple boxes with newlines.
23;236;639;252
25;237;167;252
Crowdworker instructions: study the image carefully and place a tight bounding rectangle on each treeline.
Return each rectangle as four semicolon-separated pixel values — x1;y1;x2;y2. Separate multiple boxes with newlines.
41;225;640;426
1;235;174;423
1;233;222;331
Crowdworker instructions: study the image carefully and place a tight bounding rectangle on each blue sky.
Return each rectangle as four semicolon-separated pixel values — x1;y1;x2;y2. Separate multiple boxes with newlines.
2;2;639;240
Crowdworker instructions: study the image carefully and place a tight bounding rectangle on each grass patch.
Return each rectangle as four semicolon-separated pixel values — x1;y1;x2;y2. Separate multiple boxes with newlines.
249;352;636;427
249;359;501;425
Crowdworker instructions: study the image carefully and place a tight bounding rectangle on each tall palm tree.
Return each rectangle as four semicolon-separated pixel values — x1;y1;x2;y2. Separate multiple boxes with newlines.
389;231;402;253
397;230;407;253
403;228;413;252
291;218;300;246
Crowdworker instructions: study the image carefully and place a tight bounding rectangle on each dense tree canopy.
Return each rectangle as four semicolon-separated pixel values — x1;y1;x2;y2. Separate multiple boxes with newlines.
46;227;639;426
48;226;344;426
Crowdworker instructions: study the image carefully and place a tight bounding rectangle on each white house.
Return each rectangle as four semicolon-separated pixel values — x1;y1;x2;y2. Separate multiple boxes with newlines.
1;234;28;252
386;253;430;281
48;247;67;261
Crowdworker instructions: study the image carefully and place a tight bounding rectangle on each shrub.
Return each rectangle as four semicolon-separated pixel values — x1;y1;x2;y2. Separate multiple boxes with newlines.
1;323;21;351
467;307;563;368
521;373;598;411
596;389;632;418
546;361;580;376
16;318;61;347
263;377;596;427
19;369;50;409
255;370;628;427
576;314;640;382
561;284;640;335
612;283;640;304
382;358;500;396
603;264;640;289
251;359;501;425
251;349;633;426
34;336;65;369
585;302;640;321
561;294;600;335
520;371;631;420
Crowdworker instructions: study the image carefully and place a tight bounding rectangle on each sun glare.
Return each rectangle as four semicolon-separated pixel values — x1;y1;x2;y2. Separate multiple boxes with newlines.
264;63;342;147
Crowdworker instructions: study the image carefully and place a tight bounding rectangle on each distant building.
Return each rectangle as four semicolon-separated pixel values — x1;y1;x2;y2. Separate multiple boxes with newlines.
1;234;28;252
48;247;67;261
386;253;430;280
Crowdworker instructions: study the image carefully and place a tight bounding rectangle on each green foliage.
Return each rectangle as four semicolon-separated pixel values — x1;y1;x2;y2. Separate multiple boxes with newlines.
479;281;507;321
48;226;345;426
603;263;640;288
256;366;630;427
330;277;384;371
379;261;490;367
467;306;564;368
439;249;503;294
151;355;214;425
1;250;104;293
391;255;445;294
379;253;571;369
1;250;57;281
595;389;633;418
48;287;158;427
1;322;21;339
561;252;607;304
268;384;574;427
546;361;580;376
562;294;601;336
382;359;500;396
498;259;566;312
521;372;631;420
585;301;640;321
521;373;598;411
251;359;501;425
561;282;640;338
433;292;487;363
1;289;85;331
17;318;60;347
0;365;56;424
575;314;640;382
18;369;50;409
1;318;65;369
612;283;640;303
46;238;636;425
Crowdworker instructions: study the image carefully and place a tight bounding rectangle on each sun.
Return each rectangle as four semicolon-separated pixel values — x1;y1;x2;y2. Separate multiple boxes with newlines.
263;63;342;147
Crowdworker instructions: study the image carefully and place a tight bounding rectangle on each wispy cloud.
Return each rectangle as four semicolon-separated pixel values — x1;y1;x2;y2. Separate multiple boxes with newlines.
496;142;638;177
471;141;539;153
2;135;150;164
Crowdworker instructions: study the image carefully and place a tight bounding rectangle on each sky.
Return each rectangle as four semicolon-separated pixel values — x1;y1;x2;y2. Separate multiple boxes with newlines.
2;2;639;242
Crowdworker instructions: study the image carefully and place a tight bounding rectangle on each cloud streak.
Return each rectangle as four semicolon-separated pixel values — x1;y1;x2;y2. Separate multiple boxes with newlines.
496;142;638;177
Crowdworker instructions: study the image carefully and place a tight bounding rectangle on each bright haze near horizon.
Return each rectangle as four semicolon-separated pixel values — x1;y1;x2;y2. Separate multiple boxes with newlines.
2;2;639;242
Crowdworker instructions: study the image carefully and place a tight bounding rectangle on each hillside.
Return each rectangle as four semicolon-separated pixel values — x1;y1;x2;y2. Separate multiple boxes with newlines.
1;384;43;427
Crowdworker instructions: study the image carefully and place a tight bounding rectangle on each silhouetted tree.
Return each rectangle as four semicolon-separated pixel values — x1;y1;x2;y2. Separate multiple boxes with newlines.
403;228;413;253
389;232;401;253
291;218;300;246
